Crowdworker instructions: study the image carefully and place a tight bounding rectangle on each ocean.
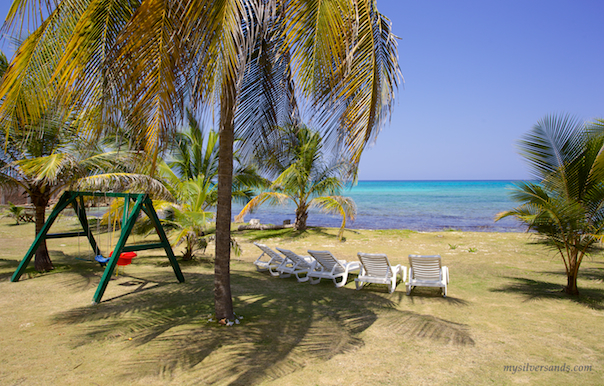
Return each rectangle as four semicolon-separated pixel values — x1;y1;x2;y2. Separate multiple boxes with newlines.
231;180;525;232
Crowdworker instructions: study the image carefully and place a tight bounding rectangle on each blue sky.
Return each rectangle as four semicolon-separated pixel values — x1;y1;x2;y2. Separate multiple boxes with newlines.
364;0;604;180
1;1;603;180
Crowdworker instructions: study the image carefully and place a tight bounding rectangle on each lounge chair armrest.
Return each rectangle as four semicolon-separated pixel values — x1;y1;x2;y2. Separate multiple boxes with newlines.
346;261;361;272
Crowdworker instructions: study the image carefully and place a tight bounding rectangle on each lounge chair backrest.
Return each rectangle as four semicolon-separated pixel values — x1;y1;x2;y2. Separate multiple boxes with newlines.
357;253;392;279
254;242;284;262
276;247;297;261
276;248;307;266
408;255;442;280
307;250;344;274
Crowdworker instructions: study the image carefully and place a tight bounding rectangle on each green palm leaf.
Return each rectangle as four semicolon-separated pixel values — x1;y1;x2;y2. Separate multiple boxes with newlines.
311;195;356;240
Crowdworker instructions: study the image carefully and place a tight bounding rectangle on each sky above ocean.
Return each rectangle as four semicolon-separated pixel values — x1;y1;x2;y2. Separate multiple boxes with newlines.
1;1;602;181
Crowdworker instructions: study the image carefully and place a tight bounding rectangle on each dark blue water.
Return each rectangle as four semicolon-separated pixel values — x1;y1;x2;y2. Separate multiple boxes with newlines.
231;180;525;232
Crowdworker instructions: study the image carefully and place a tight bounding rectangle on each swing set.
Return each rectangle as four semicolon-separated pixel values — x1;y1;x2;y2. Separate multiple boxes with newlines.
10;191;185;304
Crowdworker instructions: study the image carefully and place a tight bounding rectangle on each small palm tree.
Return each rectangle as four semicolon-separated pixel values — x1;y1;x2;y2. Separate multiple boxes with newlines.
496;115;604;295
132;116;263;260
2;202;25;225
155;174;216;261
236;125;356;240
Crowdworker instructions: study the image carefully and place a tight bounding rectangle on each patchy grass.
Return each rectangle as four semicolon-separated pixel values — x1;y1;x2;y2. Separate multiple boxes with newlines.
0;218;603;385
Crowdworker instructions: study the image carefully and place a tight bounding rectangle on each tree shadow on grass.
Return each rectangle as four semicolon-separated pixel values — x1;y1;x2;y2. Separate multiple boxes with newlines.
405;290;470;307
53;269;475;385
491;276;604;311
580;264;604;282
538;261;604;283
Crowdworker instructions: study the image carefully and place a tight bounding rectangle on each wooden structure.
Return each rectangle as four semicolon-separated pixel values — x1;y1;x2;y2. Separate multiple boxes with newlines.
18;208;35;223
10;191;185;304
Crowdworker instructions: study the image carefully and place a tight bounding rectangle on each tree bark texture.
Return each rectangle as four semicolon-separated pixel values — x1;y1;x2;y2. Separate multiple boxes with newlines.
31;188;53;272
294;204;308;231
214;78;236;320
565;272;579;295
565;255;580;295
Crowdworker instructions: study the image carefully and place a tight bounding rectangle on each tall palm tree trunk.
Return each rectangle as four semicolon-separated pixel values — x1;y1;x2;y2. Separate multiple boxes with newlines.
31;188;53;272
214;79;236;320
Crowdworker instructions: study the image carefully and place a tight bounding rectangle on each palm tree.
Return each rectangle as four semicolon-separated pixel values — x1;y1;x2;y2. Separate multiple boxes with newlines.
0;112;147;271
2;0;401;320
2;202;25;225
496;115;604;295
236;125;356;240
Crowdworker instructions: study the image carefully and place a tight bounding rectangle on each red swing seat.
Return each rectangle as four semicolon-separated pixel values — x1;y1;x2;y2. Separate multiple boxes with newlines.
109;251;138;266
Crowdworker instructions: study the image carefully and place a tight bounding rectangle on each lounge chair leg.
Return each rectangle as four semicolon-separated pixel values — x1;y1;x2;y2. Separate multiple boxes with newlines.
334;276;346;288
309;277;321;285
296;273;309;282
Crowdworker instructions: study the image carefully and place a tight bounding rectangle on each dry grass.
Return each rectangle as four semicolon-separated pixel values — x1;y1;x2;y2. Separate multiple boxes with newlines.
0;216;603;385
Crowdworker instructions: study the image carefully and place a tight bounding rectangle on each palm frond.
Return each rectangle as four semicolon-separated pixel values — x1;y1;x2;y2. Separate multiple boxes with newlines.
0;0;89;130
234;13;300;160
284;0;401;165
107;0;188;161
73;173;174;200
310;195;356;240
14;152;80;183
2;0;57;33
234;191;290;222
518;114;585;181
54;0;139;137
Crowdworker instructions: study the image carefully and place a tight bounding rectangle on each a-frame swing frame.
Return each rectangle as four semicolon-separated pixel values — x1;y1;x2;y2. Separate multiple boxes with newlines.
11;191;185;304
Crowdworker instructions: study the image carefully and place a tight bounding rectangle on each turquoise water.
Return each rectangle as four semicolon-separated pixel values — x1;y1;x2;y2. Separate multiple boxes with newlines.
232;180;525;232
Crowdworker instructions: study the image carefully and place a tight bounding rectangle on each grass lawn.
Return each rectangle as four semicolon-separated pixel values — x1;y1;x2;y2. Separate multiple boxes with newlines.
0;215;602;385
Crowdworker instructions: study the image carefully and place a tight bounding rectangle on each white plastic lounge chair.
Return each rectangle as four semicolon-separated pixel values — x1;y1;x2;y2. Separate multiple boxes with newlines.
253;242;289;277
406;254;449;297
307;250;361;287
355;253;407;293
276;248;320;282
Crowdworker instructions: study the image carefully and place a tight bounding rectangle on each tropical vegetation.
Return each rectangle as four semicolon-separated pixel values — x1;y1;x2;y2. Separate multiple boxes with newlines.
138;113;265;260
2;202;25;225
0;111;148;271
236;125;356;240
496;114;604;295
1;0;401;320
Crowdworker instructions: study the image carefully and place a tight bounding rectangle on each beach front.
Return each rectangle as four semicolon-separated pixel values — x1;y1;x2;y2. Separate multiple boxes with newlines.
1;218;602;385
